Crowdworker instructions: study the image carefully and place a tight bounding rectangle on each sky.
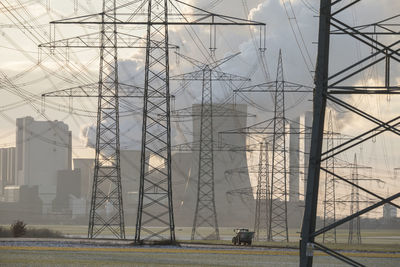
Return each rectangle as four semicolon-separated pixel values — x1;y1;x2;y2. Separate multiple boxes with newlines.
0;0;399;218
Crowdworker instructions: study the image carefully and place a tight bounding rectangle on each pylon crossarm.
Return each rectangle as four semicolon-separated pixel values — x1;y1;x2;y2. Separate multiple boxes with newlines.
158;105;255;121
218;118;274;136
211;71;250;81
50;9;265;27
41;82;145;98
330;14;400;35
172;0;264;26
175;50;238;66
171;140;257;152
170;70;205;80
39;31;179;49
219;119;315;137
235;81;313;93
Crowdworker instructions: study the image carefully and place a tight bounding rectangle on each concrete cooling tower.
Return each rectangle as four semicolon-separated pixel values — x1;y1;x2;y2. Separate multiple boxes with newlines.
172;104;253;228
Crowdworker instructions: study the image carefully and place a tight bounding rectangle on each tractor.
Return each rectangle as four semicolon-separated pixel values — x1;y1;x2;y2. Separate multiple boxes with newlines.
232;228;254;246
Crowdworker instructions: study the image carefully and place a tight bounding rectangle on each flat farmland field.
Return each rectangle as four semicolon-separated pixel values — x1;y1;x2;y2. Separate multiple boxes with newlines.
1;226;400;266
5;225;400;244
0;243;400;267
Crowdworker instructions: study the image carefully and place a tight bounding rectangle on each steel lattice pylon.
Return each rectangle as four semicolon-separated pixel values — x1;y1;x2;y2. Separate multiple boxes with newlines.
169;53;249;240
322;111;336;243
193;65;218;240
224;50;313;242
133;0;265;243
254;140;270;241
40;0;127;239
268;50;289;242
348;154;361;245
89;0;124;239
300;1;400;265
135;0;175;243
40;0;265;243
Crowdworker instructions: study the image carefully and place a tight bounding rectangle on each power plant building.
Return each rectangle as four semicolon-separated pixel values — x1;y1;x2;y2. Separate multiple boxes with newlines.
0;147;16;195
15;116;72;213
289;117;300;203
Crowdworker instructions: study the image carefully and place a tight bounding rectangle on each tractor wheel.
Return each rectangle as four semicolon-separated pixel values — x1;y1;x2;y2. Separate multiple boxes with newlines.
248;241;252;246
232;237;237;245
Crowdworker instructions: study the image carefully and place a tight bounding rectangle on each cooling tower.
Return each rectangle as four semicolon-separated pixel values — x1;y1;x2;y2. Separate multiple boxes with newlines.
172;103;253;228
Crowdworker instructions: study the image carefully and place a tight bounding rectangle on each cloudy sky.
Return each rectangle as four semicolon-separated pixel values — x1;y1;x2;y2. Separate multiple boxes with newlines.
0;0;399;216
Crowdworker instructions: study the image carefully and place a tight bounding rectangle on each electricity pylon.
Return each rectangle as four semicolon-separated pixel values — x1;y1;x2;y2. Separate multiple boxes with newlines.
348;154;361;245
40;0;152;239
136;1;265;244
322;111;336;243
300;1;400;265
227;50;313;242
43;0;265;243
87;1;125;239
268;49;289;242
254;140;270;241
170;53;250;240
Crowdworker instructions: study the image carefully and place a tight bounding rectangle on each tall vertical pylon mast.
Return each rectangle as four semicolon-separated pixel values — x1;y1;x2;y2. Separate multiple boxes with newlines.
169;53;250;240
348;154;361;245
135;0;175;243
40;0;149;239
269;50;289;242
227;50;313;241
89;0;124;239
254;140;270;241
300;1;400;265
194;64;218;240
322;111;336;243
40;0;180;239
134;0;265;242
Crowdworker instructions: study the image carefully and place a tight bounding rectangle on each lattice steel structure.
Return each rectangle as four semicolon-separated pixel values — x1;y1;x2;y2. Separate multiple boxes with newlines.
87;0;125;240
300;1;400;265
170;53;249;240
254;140;270;241
268;50;289;242
322;111;336;243
223;51;312;242
42;0;265;243
40;0;141;239
348;154;361;245
135;1;264;243
135;0;176;243
40;0;177;239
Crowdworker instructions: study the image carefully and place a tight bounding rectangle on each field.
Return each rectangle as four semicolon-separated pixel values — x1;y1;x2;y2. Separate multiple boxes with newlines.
0;225;399;266
0;242;400;266
9;225;400;245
